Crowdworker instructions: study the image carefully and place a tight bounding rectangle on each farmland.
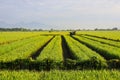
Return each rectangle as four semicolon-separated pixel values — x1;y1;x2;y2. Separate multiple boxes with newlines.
0;31;120;79
0;70;120;80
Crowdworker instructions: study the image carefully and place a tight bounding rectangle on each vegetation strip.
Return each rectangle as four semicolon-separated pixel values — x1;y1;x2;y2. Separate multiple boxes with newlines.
81;35;120;48
0;32;42;45
66;36;104;60
82;34;120;42
1;70;120;80
39;70;120;80
72;35;120;60
0;35;45;55
30;36;55;60
37;36;63;62
0;36;53;62
0;35;38;45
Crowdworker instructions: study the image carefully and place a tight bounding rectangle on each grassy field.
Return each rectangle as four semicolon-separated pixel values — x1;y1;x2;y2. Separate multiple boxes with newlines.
0;70;120;80
0;31;120;79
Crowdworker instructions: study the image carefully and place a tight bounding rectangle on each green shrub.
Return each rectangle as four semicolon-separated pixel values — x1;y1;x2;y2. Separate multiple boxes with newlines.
65;59;77;69
107;59;120;69
76;56;108;69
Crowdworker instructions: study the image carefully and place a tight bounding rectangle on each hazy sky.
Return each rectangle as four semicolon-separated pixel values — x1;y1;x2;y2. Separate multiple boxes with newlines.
0;0;120;29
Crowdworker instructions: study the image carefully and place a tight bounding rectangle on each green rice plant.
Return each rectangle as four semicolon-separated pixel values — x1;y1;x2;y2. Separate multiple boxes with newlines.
64;36;105;62
73;35;120;60
82;35;120;48
0;70;120;80
0;70;41;80
0;32;42;44
37;36;63;69
0;36;53;62
76;31;120;41
0;36;44;55
40;70;120;80
37;36;63;62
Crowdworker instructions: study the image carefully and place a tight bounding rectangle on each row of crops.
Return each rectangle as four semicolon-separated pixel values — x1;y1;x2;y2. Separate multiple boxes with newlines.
0;32;43;45
0;35;53;62
76;31;120;41
0;32;120;70
80;35;120;48
0;70;120;80
72;36;120;60
0;31;69;45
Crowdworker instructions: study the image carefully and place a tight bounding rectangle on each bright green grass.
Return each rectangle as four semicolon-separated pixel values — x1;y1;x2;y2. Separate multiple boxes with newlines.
0;32;42;44
37;36;63;62
0;70;41;80
73;35;120;59
64;36;105;61
82;35;120;48
0;70;120;80
0;36;53;62
40;70;120;80
76;31;120;40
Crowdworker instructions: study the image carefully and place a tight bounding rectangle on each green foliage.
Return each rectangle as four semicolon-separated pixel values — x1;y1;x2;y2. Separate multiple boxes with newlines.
73;35;120;60
64;57;107;70
65;59;77;69
1;31;120;71
64;36;105;61
0;70;120;80
37;36;63;62
40;70;120;80
76;31;120;41
107;59;120;69
78;56;108;69
82;35;120;48
0;70;41;80
0;36;53;62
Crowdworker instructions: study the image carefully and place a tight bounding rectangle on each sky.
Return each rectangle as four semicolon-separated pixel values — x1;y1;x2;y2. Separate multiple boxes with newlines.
0;0;120;29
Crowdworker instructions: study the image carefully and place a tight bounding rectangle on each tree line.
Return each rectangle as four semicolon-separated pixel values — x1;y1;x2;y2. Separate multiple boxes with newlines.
0;28;43;31
0;27;119;31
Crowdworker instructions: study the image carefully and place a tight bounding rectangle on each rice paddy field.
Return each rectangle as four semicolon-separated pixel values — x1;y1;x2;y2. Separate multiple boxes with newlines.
0;31;120;80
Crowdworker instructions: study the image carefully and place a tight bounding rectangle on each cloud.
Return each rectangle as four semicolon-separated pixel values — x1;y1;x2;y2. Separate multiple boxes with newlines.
0;0;120;29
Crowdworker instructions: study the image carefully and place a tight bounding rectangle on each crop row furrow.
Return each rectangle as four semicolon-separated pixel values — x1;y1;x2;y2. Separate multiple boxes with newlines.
61;36;74;60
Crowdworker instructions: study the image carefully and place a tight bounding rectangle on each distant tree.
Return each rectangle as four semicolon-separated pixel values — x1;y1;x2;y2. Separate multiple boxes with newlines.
38;29;43;31
0;28;31;31
70;31;76;36
112;27;118;30
50;28;54;31
94;28;98;31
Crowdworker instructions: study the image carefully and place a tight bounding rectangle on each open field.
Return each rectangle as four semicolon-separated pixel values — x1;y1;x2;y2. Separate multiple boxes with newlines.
0;70;120;80
0;31;120;79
